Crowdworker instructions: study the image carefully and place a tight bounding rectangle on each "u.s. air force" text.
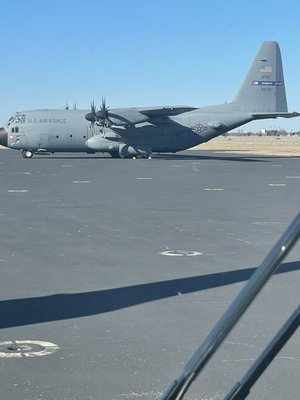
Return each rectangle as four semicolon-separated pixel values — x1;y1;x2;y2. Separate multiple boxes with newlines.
28;118;66;123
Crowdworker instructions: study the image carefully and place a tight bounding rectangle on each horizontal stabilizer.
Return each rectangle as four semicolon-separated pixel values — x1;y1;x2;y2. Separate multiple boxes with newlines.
252;111;300;119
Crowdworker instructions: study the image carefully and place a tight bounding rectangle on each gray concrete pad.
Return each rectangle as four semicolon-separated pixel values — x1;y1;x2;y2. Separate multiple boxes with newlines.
0;149;299;400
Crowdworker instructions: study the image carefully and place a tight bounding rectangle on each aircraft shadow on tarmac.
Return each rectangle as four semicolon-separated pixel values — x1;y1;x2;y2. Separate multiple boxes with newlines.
0;261;299;329
32;153;268;162
154;153;268;162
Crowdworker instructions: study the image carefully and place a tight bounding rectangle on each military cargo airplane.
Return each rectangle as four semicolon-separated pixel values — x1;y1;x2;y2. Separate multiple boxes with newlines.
0;41;299;159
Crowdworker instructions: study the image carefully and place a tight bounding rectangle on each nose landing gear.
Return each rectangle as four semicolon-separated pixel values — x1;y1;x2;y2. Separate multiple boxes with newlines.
22;150;34;159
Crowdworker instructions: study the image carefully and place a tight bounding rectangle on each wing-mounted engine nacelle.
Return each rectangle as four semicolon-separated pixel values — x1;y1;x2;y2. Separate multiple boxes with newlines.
118;143;152;158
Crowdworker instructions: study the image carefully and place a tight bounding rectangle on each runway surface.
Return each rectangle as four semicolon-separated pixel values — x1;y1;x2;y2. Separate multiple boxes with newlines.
0;149;299;400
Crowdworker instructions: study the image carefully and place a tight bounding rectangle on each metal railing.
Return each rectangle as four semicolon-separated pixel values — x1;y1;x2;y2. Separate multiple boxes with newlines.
161;212;300;400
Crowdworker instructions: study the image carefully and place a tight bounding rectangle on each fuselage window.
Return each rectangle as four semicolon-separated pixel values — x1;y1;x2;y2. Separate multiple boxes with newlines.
11;126;19;133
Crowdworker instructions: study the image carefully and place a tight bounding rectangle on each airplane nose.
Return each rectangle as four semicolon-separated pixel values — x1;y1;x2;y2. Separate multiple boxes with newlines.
0;127;8;147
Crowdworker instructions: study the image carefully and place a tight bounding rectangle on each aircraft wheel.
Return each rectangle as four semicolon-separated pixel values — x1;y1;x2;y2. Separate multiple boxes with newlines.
22;150;34;159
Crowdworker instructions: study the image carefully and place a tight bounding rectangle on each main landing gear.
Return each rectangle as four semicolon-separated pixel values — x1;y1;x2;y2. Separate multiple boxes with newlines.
131;155;152;160
110;152;152;159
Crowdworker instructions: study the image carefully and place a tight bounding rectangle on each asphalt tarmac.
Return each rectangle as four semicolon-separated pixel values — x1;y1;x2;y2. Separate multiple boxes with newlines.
0;149;299;400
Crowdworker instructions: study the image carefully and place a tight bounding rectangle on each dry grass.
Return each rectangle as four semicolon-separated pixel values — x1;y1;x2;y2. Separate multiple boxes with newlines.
190;136;300;156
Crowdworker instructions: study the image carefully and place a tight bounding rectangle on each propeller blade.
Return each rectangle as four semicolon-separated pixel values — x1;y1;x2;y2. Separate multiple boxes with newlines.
95;96;110;122
85;99;97;123
91;99;96;114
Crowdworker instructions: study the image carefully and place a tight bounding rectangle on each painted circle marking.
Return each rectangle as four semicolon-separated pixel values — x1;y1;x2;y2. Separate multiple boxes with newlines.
160;250;203;257
0;340;59;358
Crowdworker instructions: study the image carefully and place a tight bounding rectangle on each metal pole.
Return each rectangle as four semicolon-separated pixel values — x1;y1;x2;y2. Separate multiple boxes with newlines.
223;304;300;400
161;212;300;400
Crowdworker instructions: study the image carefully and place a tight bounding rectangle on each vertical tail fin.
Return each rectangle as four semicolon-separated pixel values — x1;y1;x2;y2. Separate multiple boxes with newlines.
233;41;288;113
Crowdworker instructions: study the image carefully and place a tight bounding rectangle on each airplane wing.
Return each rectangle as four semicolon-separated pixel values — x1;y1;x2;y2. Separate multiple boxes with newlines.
104;106;197;126
138;106;197;117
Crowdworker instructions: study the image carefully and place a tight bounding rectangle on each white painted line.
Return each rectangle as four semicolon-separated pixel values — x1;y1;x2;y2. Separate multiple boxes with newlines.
286;176;300;179
137;177;153;180
0;340;59;358
18;172;32;175
252;221;280;226
160;250;203;257
7;189;29;193
203;188;224;191
61;165;73;168
268;184;287;187
73;180;90;184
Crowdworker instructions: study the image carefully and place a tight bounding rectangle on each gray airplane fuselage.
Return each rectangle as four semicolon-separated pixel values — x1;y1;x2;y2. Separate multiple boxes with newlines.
3;107;253;157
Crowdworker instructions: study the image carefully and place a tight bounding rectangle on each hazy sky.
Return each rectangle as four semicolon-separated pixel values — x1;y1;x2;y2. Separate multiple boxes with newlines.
1;0;300;131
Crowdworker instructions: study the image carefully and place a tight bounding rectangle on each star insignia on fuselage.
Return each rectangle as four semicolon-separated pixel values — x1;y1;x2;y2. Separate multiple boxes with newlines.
192;124;208;134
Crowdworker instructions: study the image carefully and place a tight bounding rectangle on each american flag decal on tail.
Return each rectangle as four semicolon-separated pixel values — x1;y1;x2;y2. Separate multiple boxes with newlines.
260;66;273;73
